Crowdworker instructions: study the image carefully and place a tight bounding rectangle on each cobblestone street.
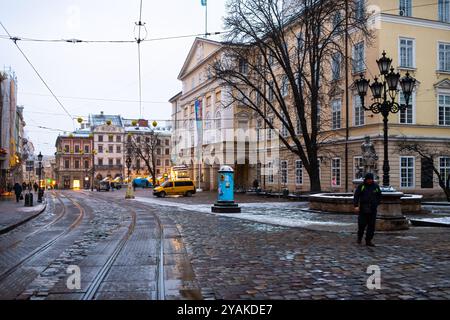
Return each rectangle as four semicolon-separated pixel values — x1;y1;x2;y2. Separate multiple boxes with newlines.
1;189;450;300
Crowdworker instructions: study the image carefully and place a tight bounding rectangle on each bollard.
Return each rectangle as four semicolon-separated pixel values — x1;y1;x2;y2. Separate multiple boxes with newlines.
24;193;33;207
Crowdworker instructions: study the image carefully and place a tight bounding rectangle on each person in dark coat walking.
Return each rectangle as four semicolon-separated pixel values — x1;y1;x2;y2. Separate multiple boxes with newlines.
13;182;23;203
33;182;39;193
353;172;382;247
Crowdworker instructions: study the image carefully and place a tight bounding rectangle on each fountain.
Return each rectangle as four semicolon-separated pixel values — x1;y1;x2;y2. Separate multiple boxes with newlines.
309;136;422;230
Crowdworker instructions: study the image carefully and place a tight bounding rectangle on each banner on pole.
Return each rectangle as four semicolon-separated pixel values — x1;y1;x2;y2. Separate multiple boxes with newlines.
201;0;207;6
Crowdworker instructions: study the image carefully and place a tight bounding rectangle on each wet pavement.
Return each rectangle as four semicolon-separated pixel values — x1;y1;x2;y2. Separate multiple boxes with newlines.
1;189;450;300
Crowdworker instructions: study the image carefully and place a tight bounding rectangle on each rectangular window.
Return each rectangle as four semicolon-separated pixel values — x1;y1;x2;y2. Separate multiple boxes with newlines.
256;119;262;141
116;145;121;153
156;159;161;166
352;42;365;73
108;135;114;142
165;139;170;146
332;99;342;130
355;0;365;20
268;117;274;140
268;81;274;102
98;158;103;166
400;156;415;188
439;0;450;22
64;145;70;152
84;145;90;153
74;145;80;153
331;158;341;187
267;161;274;184
157;148;161;155
354;156;364;179
399;91;415;124
165;159;170;166
98;145;103;153
438;42;450;72
399;38;415;68
116;158;121;165
108;158;113;166
116;135;121;142
439;94;450;126
74;160;80;169
439;157;450;182
84;160;89;169
295;160;303;185
64;159;70;169
281;76;289;97
296;115;302;135
332;52;341;80
354;96;365;126
399;0;412;16
165;148;170;155
281;112;289;138
98;135;103;142
280;160;288;184
108;145;113;153
238;59;248;74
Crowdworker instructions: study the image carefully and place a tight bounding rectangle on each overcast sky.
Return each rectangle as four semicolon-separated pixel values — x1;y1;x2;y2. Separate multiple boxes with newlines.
1;0;227;155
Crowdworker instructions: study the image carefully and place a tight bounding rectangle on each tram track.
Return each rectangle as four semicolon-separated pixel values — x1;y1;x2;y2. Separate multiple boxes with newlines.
0;192;85;284
0;191;67;251
78;191;166;300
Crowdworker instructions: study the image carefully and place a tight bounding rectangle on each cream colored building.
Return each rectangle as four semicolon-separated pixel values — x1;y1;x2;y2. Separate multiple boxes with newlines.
171;1;450;198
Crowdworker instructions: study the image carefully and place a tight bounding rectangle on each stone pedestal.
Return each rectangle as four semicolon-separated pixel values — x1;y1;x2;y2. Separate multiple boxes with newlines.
211;201;241;213
376;191;410;231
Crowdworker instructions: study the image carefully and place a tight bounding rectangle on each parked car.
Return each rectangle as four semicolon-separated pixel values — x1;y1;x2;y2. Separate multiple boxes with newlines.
153;179;196;197
97;181;110;192
133;177;153;188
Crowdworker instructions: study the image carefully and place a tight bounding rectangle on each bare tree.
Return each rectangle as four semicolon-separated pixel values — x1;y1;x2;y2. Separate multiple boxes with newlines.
212;0;373;192
398;140;450;201
127;130;161;186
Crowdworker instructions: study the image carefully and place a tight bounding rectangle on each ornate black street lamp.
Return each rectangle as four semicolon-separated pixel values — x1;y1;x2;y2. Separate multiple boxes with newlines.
354;51;416;189
126;156;132;182
37;152;43;202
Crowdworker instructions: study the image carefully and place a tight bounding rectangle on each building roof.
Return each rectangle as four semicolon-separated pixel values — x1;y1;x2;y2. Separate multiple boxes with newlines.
168;91;183;103
88;113;123;127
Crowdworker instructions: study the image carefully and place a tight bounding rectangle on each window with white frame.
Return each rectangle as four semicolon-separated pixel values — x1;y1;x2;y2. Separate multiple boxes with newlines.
281;112;289;137
354;156;364;179
354;95;365;126
295;160;303;185
399;0;412;16
439;0;450;22
332;99;342;129
268;116;274;139
400;156;415;188
267;161;274;183
281;160;288;184
438;42;450;72
439;94;450;126
399;38;415;68
331;158;341;187
399;90;415;124
256;119;262;141
332;52;341;80
281;75;289;97
352;41;365;73
238;59;248;74
439;157;450;182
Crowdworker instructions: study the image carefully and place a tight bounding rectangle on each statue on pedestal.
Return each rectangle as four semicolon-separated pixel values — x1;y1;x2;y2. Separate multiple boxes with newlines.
361;136;379;180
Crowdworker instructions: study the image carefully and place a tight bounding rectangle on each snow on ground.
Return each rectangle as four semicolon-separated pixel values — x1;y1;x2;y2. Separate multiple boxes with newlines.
134;196;354;229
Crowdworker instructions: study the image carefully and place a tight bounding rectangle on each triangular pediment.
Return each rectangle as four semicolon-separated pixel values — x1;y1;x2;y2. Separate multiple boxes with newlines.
177;37;222;80
434;78;450;90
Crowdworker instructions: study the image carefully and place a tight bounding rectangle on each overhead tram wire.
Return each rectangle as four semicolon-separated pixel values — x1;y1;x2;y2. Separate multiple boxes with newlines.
0;31;228;44
135;0;146;119
0;21;75;129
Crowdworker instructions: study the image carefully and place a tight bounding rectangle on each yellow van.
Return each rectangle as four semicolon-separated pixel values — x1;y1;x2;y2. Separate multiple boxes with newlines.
153;179;196;197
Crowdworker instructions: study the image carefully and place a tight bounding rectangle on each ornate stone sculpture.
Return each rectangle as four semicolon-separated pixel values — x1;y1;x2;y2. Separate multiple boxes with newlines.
361;136;379;180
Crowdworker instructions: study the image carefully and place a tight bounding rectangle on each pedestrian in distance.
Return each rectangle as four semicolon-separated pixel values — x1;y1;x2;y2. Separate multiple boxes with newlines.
22;182;27;192
13;182;23;203
33;182;38;193
353;172;382;247
132;180;137;191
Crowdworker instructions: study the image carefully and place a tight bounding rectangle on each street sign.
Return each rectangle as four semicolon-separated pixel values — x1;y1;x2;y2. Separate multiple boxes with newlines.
26;160;34;172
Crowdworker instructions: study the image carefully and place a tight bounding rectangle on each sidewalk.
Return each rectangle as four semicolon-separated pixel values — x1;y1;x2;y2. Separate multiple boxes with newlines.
0;192;47;234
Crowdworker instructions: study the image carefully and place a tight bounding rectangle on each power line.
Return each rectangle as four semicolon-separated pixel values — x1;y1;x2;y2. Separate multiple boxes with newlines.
381;1;440;14
19;91;168;104
0;21;74;126
0;31;228;44
135;0;146;119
